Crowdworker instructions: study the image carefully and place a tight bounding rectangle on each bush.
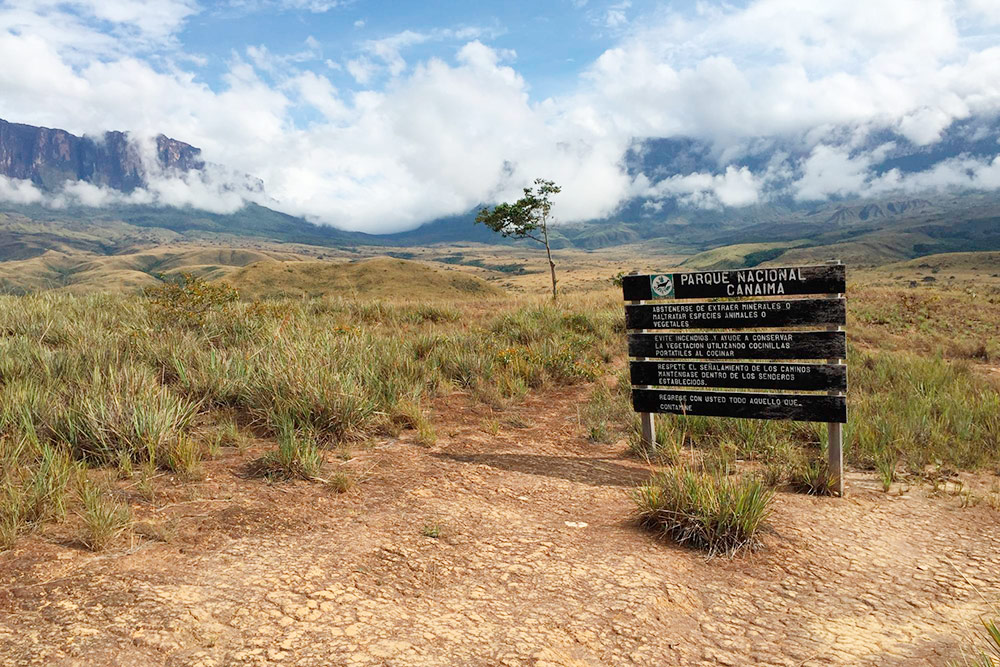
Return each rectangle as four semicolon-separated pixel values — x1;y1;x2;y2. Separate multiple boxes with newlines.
633;467;774;556
0;481;26;551
788;457;838;496
145;273;239;328
47;365;199;469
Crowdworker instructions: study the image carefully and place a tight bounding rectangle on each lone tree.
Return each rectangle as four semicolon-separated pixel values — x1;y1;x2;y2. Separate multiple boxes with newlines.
476;178;562;300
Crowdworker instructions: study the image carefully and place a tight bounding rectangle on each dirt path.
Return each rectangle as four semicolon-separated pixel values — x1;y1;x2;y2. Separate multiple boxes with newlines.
1;384;998;666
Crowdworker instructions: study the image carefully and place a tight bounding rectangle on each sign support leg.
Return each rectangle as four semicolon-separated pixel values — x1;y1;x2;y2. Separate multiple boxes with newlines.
827;421;843;497
640;412;655;450
627;270;659;451
826;259;845;497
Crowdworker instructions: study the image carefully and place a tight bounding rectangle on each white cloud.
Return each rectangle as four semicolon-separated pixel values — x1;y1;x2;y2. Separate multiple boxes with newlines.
247;36;322;74
2;0;1000;231
604;1;631;29
345;56;376;85
344;27;496;83
228;0;347;14
0;176;44;205
793;145;872;201
645;166;761;209
579;0;1000;145
0;0;198;57
276;0;344;11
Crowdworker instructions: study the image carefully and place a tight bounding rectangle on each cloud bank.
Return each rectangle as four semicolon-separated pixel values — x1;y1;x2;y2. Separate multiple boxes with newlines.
1;0;1000;231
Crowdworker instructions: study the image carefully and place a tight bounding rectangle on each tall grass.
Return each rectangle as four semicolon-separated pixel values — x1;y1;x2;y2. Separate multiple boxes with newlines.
0;287;621;549
77;477;132;551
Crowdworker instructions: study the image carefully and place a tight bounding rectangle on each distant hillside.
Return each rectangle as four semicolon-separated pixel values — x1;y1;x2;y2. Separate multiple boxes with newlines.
0;246;308;294
4;190;1000;272
225;257;504;300
680;242;808;270
0;202;375;262
876;251;1000;278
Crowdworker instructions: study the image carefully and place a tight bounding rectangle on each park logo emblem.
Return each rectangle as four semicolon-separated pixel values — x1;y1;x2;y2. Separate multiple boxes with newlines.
649;274;674;298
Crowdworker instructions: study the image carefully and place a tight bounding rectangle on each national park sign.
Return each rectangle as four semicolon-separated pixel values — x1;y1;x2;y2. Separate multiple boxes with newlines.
623;262;848;494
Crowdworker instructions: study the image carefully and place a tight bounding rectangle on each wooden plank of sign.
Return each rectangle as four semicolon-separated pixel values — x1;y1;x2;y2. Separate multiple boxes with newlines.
631;388;847;423
622;264;845;301
629;360;847;392
628;330;846;360
625;297;845;331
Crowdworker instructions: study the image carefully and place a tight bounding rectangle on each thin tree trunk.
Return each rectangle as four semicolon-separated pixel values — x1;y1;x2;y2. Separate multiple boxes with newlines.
542;220;557;301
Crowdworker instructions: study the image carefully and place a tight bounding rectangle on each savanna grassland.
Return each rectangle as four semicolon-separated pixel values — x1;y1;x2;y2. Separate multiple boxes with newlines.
2;255;999;551
1;250;999;665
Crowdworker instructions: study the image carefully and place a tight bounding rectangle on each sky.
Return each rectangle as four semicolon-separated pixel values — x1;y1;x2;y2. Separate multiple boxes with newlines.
2;0;1000;232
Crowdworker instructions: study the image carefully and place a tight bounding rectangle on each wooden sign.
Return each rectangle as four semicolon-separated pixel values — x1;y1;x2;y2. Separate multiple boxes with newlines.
623;262;849;494
622;264;845;301
625;297;845;330
628;330;846;360
630;360;847;392
631;388;847;423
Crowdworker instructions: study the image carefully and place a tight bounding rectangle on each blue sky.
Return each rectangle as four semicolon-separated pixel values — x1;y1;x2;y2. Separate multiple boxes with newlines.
2;0;1000;231
178;0;664;112
185;0;631;98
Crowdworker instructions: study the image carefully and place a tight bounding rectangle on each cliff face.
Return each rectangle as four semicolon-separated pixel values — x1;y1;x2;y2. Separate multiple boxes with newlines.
0;119;204;191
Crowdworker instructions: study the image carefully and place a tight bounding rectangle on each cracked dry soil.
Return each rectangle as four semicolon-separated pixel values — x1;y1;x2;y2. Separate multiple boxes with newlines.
1;384;998;666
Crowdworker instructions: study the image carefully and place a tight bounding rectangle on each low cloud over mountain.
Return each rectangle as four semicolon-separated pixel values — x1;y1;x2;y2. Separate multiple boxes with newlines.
0;118;264;213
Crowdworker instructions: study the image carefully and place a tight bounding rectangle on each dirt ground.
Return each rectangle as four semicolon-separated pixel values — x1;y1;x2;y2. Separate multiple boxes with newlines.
1;384;998;666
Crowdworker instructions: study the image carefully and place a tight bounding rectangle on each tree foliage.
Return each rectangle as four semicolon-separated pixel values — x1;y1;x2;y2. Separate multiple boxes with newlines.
476;178;562;299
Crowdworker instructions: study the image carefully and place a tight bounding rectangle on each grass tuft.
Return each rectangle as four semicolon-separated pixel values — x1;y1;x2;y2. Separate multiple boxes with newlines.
248;420;325;480
77;478;132;551
326;471;356;494
165;435;203;479
788;458;838;496
633;467;774;556
952;618;1000;667
0;482;26;551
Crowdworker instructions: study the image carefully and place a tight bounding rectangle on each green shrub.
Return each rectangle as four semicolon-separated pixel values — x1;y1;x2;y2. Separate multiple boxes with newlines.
326;471;356;494
0;481;26;551
145;273;239;329
165;435;203;479
24;444;73;523
47;365;199;468
788;458;838;496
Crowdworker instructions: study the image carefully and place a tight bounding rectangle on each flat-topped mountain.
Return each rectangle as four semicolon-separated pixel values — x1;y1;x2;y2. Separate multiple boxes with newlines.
0;118;203;191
